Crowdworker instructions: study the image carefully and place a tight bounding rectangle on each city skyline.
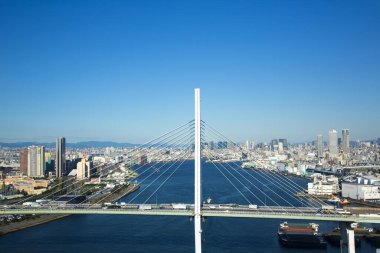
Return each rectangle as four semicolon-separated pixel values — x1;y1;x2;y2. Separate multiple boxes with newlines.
1;1;379;143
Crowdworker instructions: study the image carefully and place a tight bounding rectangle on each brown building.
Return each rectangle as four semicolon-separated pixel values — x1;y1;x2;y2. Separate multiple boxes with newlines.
20;148;28;175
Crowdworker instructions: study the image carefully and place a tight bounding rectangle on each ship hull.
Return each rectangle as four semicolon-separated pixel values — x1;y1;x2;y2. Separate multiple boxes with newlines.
278;232;327;248
323;233;361;247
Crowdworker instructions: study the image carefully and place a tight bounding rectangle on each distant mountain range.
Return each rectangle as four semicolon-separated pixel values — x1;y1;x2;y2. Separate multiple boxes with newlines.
0;141;139;149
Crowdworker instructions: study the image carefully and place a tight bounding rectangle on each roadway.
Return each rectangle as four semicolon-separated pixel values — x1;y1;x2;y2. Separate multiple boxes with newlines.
3;204;380;223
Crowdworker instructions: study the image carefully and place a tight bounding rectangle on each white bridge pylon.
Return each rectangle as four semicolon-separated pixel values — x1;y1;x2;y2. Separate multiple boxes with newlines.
194;88;202;253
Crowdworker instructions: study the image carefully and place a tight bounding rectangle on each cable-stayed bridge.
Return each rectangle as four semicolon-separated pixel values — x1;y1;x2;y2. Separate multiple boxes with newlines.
1;89;377;252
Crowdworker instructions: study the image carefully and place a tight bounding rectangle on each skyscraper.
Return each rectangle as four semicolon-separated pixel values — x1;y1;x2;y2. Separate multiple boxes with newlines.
279;139;288;149
20;148;28;175
329;130;338;157
342;129;350;154
56;137;66;177
27;146;45;177
316;135;324;158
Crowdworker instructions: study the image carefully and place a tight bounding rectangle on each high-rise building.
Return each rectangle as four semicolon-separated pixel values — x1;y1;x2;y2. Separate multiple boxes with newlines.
316;135;324;158
342;129;350;154
45;152;52;164
76;158;86;180
86;160;94;178
329;130;338;157
137;154;148;165
27;146;45;177
377;138;380;147
209;141;215;150
279;139;288;149
278;142;284;153
76;158;95;180
270;139;279;150
250;141;255;150
56;137;66;177
20;148;28;175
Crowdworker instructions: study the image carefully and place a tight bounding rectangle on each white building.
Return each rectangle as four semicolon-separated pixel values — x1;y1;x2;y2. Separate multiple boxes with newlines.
316;135;324;158
76;159;86;180
329;130;338;157
76;159;94;180
27;146;45;177
308;174;340;195
342;182;380;201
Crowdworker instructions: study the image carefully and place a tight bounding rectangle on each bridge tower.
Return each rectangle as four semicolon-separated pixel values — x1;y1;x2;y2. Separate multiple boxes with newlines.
194;88;202;253
339;222;355;253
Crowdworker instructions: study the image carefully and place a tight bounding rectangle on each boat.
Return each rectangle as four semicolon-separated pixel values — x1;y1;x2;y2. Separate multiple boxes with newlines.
278;222;327;248
326;196;340;204
241;162;256;169
340;199;350;205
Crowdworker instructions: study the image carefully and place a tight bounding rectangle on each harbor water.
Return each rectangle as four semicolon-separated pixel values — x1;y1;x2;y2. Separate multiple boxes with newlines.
0;160;377;252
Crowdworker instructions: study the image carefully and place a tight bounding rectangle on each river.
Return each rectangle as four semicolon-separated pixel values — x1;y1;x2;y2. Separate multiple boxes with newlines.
0;160;377;252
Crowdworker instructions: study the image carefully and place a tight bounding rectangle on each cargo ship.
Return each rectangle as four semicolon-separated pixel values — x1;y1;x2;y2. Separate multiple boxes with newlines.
278;222;327;248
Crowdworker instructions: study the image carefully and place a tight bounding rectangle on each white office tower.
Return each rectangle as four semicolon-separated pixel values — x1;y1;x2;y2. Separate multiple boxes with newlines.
251;141;255;150
27;146;45;177
76;159;86;180
245;140;250;150
316;135;324;158
278;142;284;153
342;129;350;154
76;159;94;180
329;130;338;157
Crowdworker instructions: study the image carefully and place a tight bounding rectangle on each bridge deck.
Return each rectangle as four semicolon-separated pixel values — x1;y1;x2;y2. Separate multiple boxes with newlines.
3;206;380;224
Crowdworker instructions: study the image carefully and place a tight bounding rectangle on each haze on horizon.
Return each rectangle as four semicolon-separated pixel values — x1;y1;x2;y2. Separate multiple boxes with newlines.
1;1;379;144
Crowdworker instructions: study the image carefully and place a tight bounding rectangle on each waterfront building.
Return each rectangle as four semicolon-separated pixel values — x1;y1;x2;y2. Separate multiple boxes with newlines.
55;137;66;177
27;146;45;177
316;135;324;158
329;130;338;157
20;148;28;175
1;175;49;195
307;174;339;196
342;182;380;201
342;129;350;154
137;154;148;165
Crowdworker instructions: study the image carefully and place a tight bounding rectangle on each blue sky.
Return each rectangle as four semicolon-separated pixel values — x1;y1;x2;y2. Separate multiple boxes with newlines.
1;0;379;143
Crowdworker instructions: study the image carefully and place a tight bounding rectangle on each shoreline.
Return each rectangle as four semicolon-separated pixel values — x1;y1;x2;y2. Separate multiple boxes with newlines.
0;183;140;237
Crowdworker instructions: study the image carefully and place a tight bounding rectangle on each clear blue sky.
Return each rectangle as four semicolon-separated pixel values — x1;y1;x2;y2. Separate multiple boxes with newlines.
1;0;379;143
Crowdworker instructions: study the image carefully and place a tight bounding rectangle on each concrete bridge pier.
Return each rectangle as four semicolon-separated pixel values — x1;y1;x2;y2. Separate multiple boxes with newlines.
339;222;355;253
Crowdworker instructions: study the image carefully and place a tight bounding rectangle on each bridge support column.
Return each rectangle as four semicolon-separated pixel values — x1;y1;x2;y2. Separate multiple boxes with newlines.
339;222;355;253
194;88;202;253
